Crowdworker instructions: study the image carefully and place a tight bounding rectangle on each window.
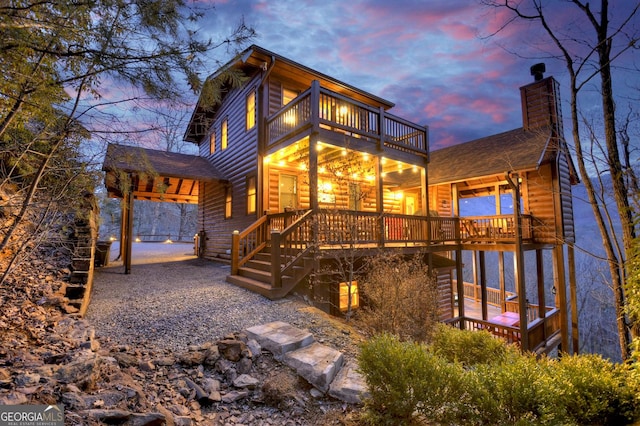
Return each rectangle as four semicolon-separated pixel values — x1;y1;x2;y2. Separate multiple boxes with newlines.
247;175;257;215
246;90;256;130
339;281;359;311
209;130;215;154
279;174;297;211
224;186;232;219
221;118;228;150
282;87;298;106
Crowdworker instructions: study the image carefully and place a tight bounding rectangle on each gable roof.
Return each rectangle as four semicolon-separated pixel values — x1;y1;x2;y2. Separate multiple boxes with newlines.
184;44;396;143
428;127;559;185
102;144;225;203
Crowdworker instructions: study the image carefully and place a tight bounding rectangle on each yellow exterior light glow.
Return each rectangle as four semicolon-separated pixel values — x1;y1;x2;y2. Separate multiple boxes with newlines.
340;281;359;311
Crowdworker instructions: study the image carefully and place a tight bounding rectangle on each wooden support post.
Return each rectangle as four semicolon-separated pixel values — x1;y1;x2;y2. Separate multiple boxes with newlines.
536;249;546;320
124;189;134;275
231;230;240;275
553;245;569;353
480;251;488;321
506;172;528;351
568;245;579;353
472;250;478;301
498;251;506;311
271;230;282;288
455;248;465;328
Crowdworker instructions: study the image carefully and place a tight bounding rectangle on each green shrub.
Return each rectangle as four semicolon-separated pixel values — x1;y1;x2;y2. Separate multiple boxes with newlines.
358;329;640;426
548;354;640;425
358;333;430;425
428;323;513;367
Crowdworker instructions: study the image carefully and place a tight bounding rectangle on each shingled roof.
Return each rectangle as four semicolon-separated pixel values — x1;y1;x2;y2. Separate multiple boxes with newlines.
428;127;555;185
102;144;225;203
103;144;224;182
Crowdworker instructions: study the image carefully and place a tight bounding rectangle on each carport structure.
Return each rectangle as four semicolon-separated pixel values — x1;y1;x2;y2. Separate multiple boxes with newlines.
102;144;225;273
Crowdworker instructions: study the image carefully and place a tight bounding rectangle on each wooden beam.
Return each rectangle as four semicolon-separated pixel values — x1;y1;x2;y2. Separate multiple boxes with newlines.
568;244;579;353
124;189;134;274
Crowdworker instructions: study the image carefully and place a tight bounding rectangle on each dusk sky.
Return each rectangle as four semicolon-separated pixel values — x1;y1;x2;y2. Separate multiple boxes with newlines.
197;0;638;150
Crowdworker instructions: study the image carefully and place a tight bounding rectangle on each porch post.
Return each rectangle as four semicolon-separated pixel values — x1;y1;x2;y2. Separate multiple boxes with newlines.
568;244;579;353
507;172;529;351
376;155;385;247
479;251;488;320
553;245;570;353
498;252;506;311
309;81;320;213
455;248;465;326
123;188;134;275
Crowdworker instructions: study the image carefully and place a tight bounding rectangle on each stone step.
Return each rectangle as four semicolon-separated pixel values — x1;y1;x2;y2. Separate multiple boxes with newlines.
244;321;368;404
245;321;314;357
284;342;343;393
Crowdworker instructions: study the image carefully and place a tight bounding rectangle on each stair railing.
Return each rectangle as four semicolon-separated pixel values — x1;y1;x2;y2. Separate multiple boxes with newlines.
271;210;315;288
231;215;270;275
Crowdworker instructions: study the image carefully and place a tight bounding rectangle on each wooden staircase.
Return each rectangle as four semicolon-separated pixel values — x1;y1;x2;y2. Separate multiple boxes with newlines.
226;246;314;300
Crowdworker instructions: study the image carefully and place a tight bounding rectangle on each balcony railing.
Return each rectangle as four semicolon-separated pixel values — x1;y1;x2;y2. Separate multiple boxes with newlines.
266;81;428;157
459;215;533;242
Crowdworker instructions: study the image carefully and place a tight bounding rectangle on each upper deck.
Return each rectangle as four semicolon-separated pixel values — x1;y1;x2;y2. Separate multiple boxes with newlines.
265;81;428;161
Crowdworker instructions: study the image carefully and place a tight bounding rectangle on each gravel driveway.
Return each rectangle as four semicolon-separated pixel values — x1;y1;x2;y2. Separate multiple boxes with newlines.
85;242;328;352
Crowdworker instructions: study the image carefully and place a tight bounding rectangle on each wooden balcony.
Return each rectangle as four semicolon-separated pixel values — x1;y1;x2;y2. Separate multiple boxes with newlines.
266;81;428;159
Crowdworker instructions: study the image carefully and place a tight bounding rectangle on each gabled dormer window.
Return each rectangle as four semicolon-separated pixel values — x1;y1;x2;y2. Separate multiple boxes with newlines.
246;90;256;130
221;118;228;150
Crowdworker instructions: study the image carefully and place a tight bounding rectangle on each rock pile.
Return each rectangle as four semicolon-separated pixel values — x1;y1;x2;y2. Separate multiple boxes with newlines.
0;247;361;425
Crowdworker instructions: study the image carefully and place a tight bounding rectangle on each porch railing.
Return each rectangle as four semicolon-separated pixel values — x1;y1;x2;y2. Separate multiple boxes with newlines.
445;308;561;351
266;81;428;157
460;282;515;307
460;214;533;242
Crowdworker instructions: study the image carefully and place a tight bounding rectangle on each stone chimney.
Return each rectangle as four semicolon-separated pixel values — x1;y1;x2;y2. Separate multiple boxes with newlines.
520;63;563;135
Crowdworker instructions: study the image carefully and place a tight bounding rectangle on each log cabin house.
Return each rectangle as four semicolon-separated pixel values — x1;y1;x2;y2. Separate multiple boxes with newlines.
102;46;578;354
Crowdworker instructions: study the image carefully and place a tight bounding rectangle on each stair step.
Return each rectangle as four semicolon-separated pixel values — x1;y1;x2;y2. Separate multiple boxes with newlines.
245;321;314;357
285;342;344;393
64;284;86;299
238;266;272;283
245;259;273;272
225;275;278;300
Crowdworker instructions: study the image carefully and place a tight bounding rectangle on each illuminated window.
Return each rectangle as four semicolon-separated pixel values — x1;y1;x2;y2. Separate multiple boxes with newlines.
339;281;359;311
209;130;215;154
246;90;256;130
282;87;298;105
247;175;257;215
221;118;228;150
224;186;232;219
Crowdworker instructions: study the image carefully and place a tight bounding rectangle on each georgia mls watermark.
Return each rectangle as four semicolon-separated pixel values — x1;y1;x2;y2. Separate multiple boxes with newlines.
0;405;64;426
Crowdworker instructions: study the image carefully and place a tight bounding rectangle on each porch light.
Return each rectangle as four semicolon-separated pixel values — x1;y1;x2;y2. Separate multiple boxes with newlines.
381;157;387;165
397;164;403;174
316;142;324;151
264;155;271;164
339;105;348;116
352;172;359;179
341;148;347;156
363;153;370;161
278;160;285;167
412;165;418;173
319;166;326;174
394;191;404;200
299;162;307;171
135;237;141;242
109;236;117;241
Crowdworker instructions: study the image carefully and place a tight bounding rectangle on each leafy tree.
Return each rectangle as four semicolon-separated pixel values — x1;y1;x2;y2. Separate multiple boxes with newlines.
480;0;640;359
0;0;254;275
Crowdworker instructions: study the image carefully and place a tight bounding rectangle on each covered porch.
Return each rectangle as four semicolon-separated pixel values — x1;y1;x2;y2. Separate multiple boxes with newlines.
450;281;562;354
